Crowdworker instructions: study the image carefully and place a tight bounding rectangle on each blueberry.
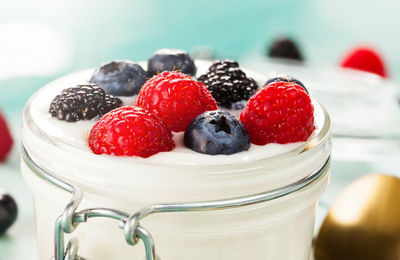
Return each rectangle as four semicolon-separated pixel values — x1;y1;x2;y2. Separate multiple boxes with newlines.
90;61;147;96
184;111;250;155
0;191;17;234
147;49;196;77
267;37;304;61
265;74;308;94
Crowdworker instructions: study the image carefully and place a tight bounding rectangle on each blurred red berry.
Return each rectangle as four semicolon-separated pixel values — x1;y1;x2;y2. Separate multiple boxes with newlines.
0;111;13;162
341;47;388;78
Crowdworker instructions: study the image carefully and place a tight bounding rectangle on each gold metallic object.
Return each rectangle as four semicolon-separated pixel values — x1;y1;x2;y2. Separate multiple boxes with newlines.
314;174;400;260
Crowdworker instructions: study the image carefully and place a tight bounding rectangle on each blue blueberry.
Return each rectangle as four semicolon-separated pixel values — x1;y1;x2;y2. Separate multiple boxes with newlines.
0;191;17;234
147;49;196;77
265;74;308;94
184;111;250;155
89;61;147;96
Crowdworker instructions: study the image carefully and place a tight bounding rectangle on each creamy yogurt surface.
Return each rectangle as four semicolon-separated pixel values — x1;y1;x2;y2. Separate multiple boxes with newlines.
27;61;325;166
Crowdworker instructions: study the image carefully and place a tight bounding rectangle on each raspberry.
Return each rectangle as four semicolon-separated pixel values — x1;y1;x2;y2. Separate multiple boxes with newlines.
239;82;314;145
136;71;218;132
341;47;388;78
0;111;13;162
88;106;175;158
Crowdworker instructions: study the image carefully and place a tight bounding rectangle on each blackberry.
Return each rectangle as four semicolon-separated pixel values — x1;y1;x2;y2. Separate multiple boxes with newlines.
198;60;258;109
49;84;122;122
268;37;304;61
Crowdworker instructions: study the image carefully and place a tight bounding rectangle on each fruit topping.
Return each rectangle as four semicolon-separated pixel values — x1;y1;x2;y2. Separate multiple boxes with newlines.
184;111;250;155
136;71;217;132
90;61;147;96
268;37;304;61
0;111;13;162
0;190;17;234
265;74;308;93
198;60;258;109
89;106;174;158
49;84;122;122
340;47;388;78
240;81;314;145
147;49;196;77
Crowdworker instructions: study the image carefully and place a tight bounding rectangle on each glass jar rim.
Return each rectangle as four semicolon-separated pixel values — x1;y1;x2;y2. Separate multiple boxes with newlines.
22;67;331;167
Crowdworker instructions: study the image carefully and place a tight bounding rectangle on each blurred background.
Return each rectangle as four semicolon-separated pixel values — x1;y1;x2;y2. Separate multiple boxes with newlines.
1;0;400;259
1;0;400;113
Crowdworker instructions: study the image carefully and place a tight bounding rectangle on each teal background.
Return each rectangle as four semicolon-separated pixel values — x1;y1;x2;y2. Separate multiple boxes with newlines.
1;0;400;259
1;0;399;114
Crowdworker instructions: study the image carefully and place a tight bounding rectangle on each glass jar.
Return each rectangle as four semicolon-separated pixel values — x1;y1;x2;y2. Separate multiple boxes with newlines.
21;69;332;260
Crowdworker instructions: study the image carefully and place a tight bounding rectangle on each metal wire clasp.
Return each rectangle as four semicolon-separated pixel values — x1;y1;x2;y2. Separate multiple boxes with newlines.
22;147;157;260
22;146;330;260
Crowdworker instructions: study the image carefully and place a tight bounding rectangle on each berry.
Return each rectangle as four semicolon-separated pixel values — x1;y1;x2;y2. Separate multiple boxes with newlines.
340;47;388;78
268;37;303;61
136;71;217;132
198;60;258;109
89;106;174;158
90;61;147;96
49;84;122;122
184;111;250;155
147;49;196;77
0;111;13;162
0;191;17;234
240;81;314;145
265;74;308;93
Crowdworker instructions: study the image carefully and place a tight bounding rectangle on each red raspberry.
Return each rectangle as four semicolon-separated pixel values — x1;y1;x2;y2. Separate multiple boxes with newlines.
341;47;388;78
89;106;175;158
144;71;191;87
0;111;13;162
136;71;217;132
239;82;314;145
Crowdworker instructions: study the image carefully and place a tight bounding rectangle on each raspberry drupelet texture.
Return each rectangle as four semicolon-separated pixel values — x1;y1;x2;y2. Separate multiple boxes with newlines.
239;81;314;145
136;71;218;132
49;84;122;122
89;106;175;158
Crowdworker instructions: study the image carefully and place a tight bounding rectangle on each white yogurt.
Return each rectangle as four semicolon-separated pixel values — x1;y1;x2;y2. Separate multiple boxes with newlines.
21;61;332;260
28;63;324;166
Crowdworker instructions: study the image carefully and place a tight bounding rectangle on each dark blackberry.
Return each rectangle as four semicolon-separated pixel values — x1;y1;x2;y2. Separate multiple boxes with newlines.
49;84;122;122
268;37;304;61
198;60;258;109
